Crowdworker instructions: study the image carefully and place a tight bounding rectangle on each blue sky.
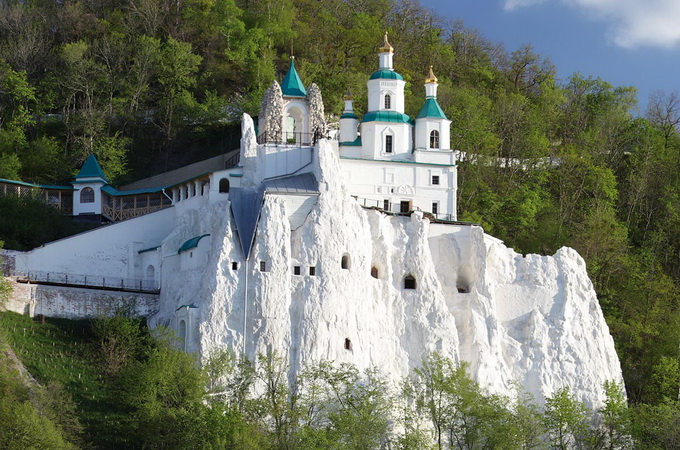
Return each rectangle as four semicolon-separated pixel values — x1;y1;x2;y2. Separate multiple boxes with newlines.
419;0;680;113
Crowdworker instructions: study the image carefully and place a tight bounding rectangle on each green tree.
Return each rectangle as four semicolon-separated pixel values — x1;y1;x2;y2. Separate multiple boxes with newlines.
543;387;590;450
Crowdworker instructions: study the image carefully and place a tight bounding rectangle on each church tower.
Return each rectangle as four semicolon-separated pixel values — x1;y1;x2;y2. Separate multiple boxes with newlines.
339;88;359;143
415;66;451;152
359;33;412;159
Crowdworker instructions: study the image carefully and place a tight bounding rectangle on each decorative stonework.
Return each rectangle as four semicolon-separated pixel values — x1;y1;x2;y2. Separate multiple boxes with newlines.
259;81;284;140
307;83;327;138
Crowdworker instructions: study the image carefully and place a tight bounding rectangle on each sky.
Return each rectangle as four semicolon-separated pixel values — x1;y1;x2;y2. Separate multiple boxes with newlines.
419;0;680;113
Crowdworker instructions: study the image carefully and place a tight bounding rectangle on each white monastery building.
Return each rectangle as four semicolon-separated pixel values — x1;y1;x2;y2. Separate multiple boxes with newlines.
3;35;623;407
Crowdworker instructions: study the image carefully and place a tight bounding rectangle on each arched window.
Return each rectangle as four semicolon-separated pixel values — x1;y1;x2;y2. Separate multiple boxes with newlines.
219;178;230;193
404;274;417;290
341;254;350;270
80;187;94;203
146;265;155;282
384;94;391;109
430;130;440;149
371;266;379;279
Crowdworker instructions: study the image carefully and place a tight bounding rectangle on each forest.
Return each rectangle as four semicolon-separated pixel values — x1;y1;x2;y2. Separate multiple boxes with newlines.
0;0;679;447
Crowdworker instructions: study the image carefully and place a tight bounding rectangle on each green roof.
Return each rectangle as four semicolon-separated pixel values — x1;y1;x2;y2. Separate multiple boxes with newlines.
362;111;412;124
281;58;307;97
0;178;73;190
417;98;448;120
76;154;108;182
178;234;210;254
340;137;362;146
369;69;404;81
340;113;358;120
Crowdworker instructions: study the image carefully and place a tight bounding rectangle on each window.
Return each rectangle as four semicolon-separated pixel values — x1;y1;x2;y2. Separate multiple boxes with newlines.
219;178;230;193
309;266;316;276
400;201;410;213
80;187;94;203
294;266;301;275
432;175;440;185
232;262;238;271
371;266;379;279
430;130;440;149
260;261;266;272
385;135;393;153
344;338;352;351
404;275;417;290
384;94;391;109
432;202;438;215
341;254;350;270
383;199;390;211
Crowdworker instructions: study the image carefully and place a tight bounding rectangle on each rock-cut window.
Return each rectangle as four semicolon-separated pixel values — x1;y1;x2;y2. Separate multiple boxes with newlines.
80;187;95;203
430;130;439;149
341;254;350;270
404;274;417;290
384;94;391;109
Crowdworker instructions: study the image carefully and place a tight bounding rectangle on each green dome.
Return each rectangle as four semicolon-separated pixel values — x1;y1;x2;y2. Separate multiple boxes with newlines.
369;69;404;81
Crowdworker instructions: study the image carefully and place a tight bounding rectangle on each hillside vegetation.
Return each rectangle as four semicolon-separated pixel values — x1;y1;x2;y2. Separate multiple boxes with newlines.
0;0;678;425
2;310;679;449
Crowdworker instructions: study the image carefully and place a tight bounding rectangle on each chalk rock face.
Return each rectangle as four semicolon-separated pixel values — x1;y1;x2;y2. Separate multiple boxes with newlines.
307;83;327;138
259;80;283;140
150;139;623;408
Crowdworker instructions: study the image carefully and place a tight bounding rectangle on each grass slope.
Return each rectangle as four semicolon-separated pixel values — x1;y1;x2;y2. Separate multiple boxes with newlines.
0;311;129;449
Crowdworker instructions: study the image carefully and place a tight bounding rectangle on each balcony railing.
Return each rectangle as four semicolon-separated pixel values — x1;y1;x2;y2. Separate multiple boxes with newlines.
256;131;323;146
9;270;160;293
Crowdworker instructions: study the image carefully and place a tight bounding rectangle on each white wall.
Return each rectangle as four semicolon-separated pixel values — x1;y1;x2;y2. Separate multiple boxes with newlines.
72;182;103;215
367;79;405;113
415;118;452;151
339;158;457;219
359;122;411;158
14;206;177;280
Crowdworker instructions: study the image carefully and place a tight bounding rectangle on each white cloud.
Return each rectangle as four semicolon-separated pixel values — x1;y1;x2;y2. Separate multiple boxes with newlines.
504;0;680;48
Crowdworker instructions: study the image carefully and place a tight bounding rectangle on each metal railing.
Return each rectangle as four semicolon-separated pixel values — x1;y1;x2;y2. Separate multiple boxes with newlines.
257;131;323;146
351;195;467;223
9;270;160;293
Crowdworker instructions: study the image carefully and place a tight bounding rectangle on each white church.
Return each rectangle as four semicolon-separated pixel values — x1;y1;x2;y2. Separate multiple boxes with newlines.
3;35;623;407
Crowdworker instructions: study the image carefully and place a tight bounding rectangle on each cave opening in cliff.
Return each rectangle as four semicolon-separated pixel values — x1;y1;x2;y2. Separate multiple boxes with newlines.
404;274;416;289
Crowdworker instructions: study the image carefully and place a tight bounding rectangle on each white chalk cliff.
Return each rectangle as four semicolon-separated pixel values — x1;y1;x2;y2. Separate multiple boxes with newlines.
149;115;622;408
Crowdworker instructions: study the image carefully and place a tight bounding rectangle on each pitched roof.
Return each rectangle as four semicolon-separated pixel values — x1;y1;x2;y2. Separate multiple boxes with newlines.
229;187;265;259
417;98;448;120
281;58;307;98
76;154;108;182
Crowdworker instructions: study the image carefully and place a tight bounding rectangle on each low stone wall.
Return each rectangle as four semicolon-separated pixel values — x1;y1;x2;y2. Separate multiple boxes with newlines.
2;278;158;319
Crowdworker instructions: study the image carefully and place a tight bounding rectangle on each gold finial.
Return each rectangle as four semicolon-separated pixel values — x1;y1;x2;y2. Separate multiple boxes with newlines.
379;31;394;53
343;88;354;101
425;65;438;84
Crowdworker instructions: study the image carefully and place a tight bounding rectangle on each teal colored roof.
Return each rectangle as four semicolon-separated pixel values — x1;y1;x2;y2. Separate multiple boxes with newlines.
281;58;307;97
340;137;362;146
340;113;358;120
178;234;210;254
76;154;108;181
101;185;164;196
362;111;412;124
369;69;404;81
417;97;448;120
0;178;73;190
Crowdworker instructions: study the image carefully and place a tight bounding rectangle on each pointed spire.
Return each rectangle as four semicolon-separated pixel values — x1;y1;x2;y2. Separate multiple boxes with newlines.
425;65;438;84
75;154;108;182
343;88;354;101
379;31;394;53
281;56;307;97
